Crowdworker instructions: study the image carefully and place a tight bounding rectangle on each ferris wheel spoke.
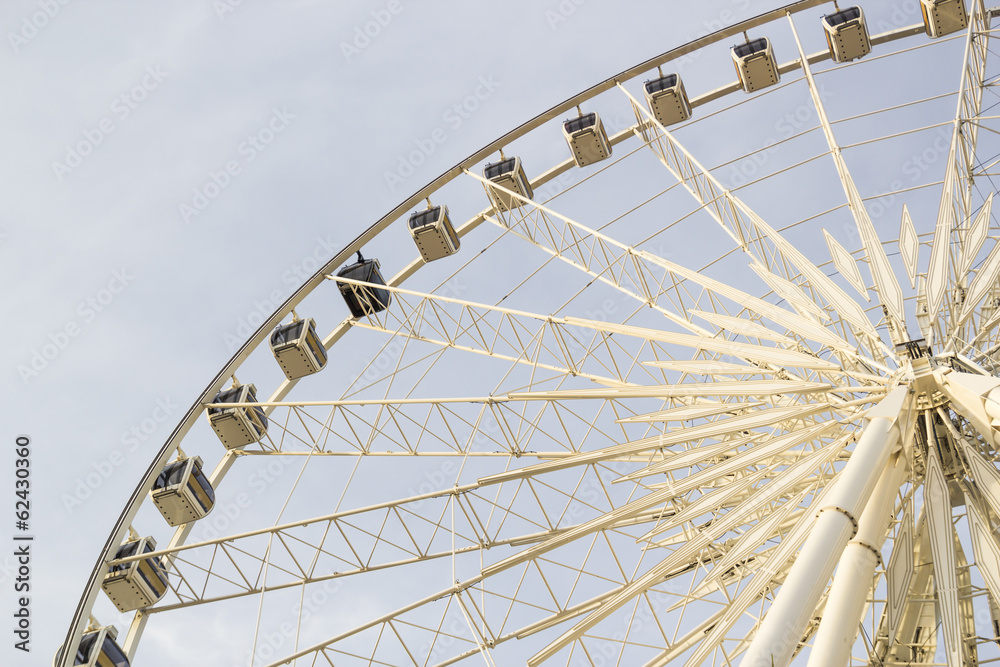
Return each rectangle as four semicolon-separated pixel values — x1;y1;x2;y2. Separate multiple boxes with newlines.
480;465;773;583
628;422;843;504
215;395;661;460
122;489;482;611
557;316;856;378
527;432;851;665
641;431;850;545
788;13;906;331
955;204;1000;329
259;523;719;666
614;404;837;485
965;308;1000;360
468;165;858;361
616;82;882;347
963;487;1000;613
924;440;966;664
958;192;994;280
124;451;696;614
749;260;831;324
217;399;516;456
525;446;836;665
472;166;860;363
130;501;494;613
333;273;882;397
150;408;852;656
654;255;856;355
332;274;680;388
641;607;730;667
258;535;720;667
442;178;891;391
479;404;847;487
928;0;992;332
681;474;846;667
618;84;878;348
258;581;490;667
870;495;915;659
637;465;781;545
688;489;811;600
465;168;729;337
508;378;837;400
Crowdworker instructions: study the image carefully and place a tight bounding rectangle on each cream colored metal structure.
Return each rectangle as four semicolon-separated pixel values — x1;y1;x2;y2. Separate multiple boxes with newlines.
57;1;1000;665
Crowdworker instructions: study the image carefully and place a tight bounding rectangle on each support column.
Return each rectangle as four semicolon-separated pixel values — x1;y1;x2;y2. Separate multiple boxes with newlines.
806;448;908;666
740;386;910;667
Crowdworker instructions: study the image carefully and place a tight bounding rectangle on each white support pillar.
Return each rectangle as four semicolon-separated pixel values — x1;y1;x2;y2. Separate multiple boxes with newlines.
740;386;910;667
806;448;908;666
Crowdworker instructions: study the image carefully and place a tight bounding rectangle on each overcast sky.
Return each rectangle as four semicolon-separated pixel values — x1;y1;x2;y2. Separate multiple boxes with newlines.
1;0;983;665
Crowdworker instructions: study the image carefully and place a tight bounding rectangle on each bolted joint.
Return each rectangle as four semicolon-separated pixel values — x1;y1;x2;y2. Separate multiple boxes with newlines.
818;505;859;538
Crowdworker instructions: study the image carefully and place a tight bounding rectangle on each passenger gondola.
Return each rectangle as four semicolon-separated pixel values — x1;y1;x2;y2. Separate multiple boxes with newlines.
562;112;612;166
921;0;968;38
101;536;169;613
53;625;129;667
732;37;780;93
151;456;216;526
823;7;871;62
408;205;460;262
483;156;533;211
208;383;267;449
336;252;392;318
270;317;328;379
643;73;692;126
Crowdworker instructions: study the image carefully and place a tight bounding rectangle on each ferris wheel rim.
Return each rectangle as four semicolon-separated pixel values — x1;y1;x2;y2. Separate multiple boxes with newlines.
57;2;994;665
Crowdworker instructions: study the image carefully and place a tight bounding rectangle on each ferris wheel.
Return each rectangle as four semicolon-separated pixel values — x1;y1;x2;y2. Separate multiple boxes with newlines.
56;1;1000;665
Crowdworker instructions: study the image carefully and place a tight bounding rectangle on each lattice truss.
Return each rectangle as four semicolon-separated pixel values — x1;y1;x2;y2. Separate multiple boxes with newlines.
92;2;1000;666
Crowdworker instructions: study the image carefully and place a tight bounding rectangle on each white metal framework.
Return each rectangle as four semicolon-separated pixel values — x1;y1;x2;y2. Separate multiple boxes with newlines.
58;1;1000;665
